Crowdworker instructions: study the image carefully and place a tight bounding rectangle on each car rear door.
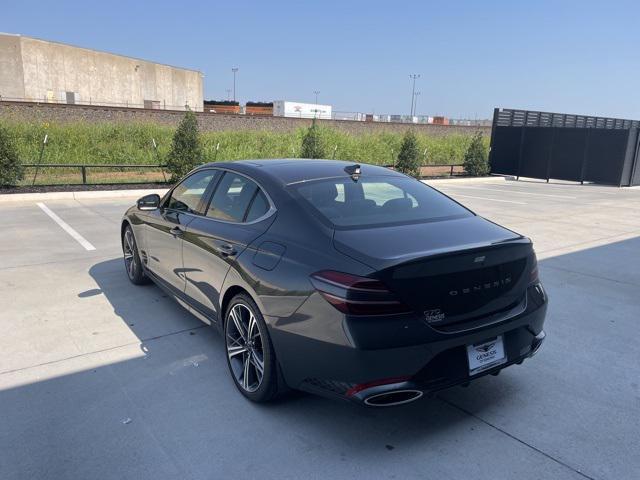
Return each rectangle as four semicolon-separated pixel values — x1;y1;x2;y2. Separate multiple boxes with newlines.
144;169;220;296
182;170;276;321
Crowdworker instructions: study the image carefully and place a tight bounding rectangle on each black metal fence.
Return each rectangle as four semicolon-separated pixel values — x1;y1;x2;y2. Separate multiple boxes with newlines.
489;108;640;186
24;164;168;185
384;164;465;177
20;162;464;186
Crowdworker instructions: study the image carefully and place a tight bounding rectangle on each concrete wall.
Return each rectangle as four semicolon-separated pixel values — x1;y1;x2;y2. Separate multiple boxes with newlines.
0;34;25;99
0;101;491;138
0;34;203;111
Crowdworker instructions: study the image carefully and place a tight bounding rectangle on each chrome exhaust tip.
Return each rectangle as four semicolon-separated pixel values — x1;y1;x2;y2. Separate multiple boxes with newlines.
364;389;423;407
530;330;546;357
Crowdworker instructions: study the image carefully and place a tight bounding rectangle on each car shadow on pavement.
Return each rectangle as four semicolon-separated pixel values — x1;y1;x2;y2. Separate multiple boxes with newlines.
1;257;517;480
82;258;517;431
3;238;639;479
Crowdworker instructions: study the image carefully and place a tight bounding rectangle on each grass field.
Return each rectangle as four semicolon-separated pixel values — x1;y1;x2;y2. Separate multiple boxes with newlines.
2;120;488;185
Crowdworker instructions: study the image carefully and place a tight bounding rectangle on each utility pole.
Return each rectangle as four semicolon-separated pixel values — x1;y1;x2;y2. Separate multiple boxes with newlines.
413;91;421;118
313;90;320;105
409;74;420;116
231;67;239;102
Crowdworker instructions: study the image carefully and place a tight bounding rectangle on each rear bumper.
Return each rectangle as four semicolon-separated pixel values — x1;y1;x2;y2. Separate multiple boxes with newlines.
345;329;546;406
269;285;547;405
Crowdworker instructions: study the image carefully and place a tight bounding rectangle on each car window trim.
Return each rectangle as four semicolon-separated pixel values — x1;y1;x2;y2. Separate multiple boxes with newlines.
202;170;225;216
199;170;224;214
242;188;261;222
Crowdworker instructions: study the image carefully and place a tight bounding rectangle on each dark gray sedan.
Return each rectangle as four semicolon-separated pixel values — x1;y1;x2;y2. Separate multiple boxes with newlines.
121;159;547;406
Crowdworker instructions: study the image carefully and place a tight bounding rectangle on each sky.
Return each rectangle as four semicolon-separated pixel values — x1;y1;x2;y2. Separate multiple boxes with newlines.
3;0;640;119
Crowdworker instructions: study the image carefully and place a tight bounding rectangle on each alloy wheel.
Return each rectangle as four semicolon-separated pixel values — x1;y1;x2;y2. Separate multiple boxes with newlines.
123;229;137;280
226;303;265;393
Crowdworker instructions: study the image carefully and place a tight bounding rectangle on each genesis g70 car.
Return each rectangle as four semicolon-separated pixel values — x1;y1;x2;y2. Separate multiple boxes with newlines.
121;159;547;406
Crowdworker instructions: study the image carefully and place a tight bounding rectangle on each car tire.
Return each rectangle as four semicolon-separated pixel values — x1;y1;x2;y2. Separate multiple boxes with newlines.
224;293;283;402
122;224;149;285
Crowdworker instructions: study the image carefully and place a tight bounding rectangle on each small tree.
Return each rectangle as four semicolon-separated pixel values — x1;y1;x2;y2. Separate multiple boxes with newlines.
300;119;326;159
166;110;202;181
0;125;24;186
396;130;421;178
463;131;489;176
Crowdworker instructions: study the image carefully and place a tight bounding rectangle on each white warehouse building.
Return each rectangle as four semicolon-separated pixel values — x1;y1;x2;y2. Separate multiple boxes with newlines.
0;33;203;111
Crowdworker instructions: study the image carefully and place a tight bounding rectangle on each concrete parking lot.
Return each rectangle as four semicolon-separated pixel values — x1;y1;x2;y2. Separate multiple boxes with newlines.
1;178;638;480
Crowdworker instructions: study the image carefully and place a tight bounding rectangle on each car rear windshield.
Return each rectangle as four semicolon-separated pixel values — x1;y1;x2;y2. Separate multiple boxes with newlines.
292;176;472;228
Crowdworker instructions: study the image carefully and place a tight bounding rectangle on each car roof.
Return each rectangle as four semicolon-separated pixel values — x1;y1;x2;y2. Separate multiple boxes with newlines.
198;158;404;186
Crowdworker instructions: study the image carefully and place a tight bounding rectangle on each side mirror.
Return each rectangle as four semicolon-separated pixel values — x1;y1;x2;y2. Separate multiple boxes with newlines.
137;193;161;211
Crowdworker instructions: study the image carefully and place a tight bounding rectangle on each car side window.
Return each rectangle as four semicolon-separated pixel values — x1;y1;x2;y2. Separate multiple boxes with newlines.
167;170;217;214
206;172;265;222
245;189;270;222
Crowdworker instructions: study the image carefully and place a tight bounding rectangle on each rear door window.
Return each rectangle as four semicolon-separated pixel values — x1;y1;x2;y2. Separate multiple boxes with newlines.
245;189;270;222
206;172;269;222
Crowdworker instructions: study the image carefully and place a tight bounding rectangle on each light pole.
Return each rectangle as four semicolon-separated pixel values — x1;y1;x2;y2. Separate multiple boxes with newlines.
409;74;420;116
231;68;238;102
413;91;421;118
226;89;231;101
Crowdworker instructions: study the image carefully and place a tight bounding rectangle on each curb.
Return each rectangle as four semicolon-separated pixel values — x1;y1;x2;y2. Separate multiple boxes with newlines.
0;188;169;203
423;175;512;185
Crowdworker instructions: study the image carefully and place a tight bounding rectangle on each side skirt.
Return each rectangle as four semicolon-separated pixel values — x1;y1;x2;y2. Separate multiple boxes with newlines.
144;267;219;327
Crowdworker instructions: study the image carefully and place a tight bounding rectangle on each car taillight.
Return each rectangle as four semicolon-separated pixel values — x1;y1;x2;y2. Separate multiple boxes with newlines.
309;270;412;316
530;253;539;284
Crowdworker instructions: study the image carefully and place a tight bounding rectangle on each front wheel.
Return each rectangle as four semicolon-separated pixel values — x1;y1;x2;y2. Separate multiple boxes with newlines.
122;224;149;285
224;293;283;402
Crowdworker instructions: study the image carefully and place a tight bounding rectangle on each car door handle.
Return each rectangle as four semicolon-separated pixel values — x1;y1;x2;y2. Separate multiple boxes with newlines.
216;243;237;256
169;226;184;237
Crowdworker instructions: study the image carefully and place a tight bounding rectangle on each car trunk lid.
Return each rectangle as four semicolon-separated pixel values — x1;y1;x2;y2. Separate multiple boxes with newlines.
333;216;533;327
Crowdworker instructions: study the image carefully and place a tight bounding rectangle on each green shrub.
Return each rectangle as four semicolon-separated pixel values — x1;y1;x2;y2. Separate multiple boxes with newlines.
166;110;202;181
0;125;24;186
0;119;488;185
396;130;421;178
463;131;489;176
1;121;483;167
300;119;327;159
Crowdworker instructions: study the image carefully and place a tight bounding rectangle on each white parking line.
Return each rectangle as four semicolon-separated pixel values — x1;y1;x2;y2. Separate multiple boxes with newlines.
450;194;527;205
36;202;96;251
445;185;575;199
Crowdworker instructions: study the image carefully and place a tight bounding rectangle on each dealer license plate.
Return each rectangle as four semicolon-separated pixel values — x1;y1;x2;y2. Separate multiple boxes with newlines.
466;336;506;375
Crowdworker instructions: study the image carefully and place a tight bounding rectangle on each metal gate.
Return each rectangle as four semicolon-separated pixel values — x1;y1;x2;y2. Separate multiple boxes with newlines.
489;108;640;186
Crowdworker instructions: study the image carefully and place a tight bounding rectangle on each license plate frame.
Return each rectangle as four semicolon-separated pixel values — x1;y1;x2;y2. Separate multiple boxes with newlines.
466;335;507;376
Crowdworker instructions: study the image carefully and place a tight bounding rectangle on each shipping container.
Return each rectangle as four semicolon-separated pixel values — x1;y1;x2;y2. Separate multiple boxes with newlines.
333;111;366;121
245;102;273;116
273;101;332;120
203;100;240;114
